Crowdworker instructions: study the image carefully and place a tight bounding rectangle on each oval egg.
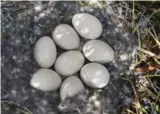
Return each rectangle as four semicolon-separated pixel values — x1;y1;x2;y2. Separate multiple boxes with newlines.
34;36;57;68
72;13;102;39
83;40;114;64
80;63;110;88
54;51;85;76
30;69;62;92
52;24;80;50
60;76;84;101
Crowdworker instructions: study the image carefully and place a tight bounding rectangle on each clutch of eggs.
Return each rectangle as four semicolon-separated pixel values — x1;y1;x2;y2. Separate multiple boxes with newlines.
31;13;115;101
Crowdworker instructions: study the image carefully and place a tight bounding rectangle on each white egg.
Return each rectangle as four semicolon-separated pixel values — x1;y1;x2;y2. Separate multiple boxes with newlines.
54;51;85;76
60;76;84;101
80;63;110;88
34;36;57;68
72;13;102;39
30;69;62;92
52;24;80;50
83;40;114;64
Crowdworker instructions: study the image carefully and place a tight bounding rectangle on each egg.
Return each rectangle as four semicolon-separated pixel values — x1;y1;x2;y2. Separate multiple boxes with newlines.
72;13;102;39
80;63;110;88
34;36;57;68
60;76;84;101
54;51;85;76
30;69;62;92
52;24;80;50
83;40;114;64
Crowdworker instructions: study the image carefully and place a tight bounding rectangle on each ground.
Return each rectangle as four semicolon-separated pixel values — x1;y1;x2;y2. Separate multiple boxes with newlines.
1;1;160;114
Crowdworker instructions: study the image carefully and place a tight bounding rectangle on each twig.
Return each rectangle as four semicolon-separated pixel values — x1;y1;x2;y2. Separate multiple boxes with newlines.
135;64;160;72
148;29;160;47
137;47;160;59
122;77;142;114
143;74;160;78
131;0;135;32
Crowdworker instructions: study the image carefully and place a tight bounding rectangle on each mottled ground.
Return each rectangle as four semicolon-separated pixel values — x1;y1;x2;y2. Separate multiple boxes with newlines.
1;1;137;114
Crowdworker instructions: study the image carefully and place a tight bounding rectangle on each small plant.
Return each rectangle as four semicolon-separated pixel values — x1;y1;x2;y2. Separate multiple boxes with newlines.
1;100;32;114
